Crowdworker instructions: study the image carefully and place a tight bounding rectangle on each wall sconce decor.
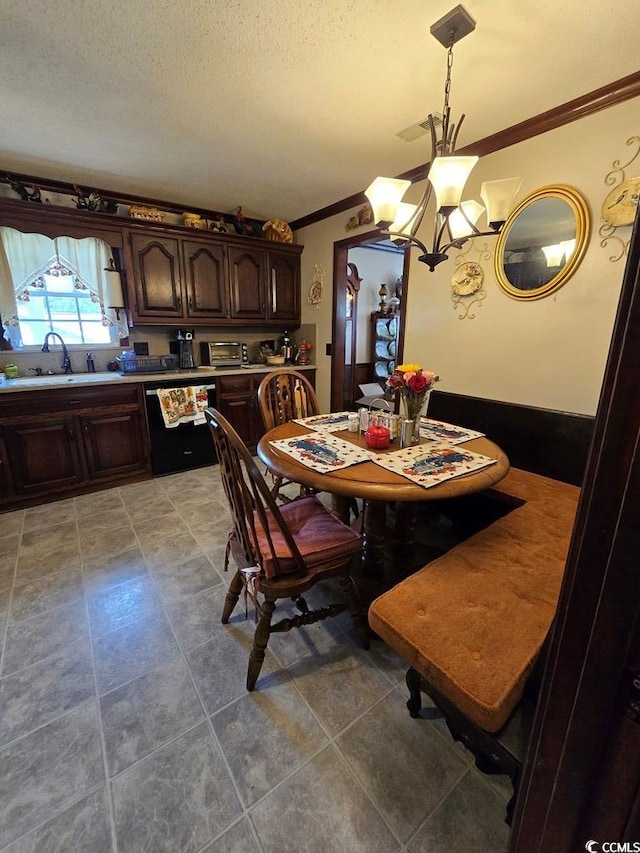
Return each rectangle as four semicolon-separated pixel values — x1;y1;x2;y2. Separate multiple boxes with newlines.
451;248;487;320
308;263;324;309
365;5;521;272
599;136;640;263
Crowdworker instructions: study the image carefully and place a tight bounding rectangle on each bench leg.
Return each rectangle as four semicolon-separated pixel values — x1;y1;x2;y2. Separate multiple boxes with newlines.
406;667;423;718
404;668;522;826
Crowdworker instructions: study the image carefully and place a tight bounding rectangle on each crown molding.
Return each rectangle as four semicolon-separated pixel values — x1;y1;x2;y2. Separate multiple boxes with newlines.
290;71;640;232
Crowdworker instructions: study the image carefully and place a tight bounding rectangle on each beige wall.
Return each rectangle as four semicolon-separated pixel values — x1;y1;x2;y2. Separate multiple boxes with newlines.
297;97;638;415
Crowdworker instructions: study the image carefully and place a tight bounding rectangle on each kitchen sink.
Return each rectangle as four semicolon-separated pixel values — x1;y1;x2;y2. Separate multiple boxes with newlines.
1;372;125;389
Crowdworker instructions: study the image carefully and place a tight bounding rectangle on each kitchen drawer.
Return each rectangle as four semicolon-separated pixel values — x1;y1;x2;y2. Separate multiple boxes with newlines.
217;374;264;394
0;385;142;418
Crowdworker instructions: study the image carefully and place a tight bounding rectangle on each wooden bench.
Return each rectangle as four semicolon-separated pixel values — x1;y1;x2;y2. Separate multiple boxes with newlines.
368;468;580;820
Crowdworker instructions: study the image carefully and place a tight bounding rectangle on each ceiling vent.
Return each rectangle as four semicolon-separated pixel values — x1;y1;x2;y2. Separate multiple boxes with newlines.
395;113;443;142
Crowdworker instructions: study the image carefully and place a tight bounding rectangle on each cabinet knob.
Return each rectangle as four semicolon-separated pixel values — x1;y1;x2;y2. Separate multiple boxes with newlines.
188;296;193;310
176;295;182;310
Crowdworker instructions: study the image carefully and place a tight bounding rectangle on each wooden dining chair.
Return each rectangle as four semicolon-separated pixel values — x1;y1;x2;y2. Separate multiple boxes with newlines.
205;407;370;691
258;368;320;431
257;369;321;503
257;369;361;519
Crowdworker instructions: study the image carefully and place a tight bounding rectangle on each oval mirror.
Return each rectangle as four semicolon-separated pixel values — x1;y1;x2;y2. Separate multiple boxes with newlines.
494;185;590;300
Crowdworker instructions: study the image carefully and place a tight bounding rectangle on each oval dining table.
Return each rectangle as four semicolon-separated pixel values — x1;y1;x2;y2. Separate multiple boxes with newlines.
257;421;510;580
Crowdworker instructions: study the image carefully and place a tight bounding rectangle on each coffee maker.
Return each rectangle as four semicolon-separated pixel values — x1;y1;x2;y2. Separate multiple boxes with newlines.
280;330;295;364
176;328;195;369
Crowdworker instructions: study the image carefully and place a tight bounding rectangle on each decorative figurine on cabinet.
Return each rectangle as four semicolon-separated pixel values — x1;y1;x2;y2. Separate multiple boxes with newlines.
263;218;294;243
5;175;42;202
73;185;102;211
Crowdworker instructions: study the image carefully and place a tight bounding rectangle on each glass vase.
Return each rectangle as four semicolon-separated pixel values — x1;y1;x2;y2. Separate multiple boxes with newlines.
400;392;430;443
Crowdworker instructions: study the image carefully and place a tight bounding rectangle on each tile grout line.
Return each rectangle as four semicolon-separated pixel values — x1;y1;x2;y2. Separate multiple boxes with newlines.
404;763;474;849
78;497;120;853
0;517;23;680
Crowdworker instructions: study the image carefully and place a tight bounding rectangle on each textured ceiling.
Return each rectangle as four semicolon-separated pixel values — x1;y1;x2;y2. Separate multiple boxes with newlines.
1;0;638;222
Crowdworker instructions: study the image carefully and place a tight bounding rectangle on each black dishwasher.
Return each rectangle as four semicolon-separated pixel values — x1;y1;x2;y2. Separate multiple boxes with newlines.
144;376;217;475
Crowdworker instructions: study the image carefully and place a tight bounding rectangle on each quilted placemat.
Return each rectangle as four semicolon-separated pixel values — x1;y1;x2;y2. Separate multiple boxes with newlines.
371;442;496;488
270;431;371;473
418;418;485;444
292;411;353;432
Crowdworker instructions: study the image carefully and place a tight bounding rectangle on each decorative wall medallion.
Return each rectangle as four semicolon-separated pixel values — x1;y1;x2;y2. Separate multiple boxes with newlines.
308;263;324;308
599;136;640;262
452;261;483;296
452;241;490;319
601;176;640;227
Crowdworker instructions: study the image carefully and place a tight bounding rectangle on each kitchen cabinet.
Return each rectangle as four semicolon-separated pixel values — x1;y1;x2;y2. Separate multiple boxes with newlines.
182;239;228;320
129;234;184;319
80;408;148;481
268;249;300;323
127;228;302;327
216;369;316;453
216;372;267;453
0;385;150;507
227;246;268;320
0;198;302;329
2;417;84;497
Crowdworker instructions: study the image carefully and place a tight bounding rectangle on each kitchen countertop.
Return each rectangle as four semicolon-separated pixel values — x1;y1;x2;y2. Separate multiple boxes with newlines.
0;364;316;393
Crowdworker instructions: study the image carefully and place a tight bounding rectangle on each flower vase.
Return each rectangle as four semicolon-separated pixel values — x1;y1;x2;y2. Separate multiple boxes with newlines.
400;392;430;443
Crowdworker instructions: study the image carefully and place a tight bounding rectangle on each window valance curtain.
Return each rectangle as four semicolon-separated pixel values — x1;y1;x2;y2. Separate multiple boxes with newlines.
0;227;129;344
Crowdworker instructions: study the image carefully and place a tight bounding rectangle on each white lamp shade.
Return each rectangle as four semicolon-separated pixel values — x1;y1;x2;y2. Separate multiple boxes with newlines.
365;176;412;228
480;177;522;226
103;269;125;309
448;199;485;240
560;238;576;258
388;202;419;238
427;155;478;210
542;244;565;267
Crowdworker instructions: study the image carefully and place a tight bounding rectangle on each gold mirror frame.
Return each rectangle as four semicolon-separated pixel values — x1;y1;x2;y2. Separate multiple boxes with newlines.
494;184;591;300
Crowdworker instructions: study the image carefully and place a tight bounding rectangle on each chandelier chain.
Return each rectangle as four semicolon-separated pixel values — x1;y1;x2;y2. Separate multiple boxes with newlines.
443;30;455;119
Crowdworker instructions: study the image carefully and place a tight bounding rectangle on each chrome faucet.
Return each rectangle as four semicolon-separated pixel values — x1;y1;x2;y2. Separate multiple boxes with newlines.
41;332;73;374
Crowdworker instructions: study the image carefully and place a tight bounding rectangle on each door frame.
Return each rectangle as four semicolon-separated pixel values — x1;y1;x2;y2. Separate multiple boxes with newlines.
330;230;410;412
510;213;640;849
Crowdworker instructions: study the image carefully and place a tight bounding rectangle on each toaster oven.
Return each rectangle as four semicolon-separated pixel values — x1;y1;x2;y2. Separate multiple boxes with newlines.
200;341;249;368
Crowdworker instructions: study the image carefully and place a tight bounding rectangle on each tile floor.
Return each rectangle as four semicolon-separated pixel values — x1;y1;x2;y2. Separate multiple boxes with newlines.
0;466;512;852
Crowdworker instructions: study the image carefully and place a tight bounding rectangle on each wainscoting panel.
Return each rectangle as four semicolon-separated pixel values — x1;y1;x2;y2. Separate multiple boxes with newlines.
429;391;594;486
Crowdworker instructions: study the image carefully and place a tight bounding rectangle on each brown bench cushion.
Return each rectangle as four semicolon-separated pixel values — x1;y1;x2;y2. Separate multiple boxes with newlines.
368;469;580;732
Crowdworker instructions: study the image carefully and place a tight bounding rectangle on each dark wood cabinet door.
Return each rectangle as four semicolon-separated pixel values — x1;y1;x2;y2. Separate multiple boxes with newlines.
183;240;229;320
217;394;256;448
0;436;12;502
2;418;84;495
267;250;300;324
216;372;267;452
227;247;267;320
130;234;184;319
80;408;149;481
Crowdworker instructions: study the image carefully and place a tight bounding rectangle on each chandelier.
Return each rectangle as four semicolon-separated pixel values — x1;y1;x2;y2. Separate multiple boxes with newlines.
365;5;521;272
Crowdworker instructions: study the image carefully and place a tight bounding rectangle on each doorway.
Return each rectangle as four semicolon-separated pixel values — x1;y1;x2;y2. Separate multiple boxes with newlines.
330;229;410;412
